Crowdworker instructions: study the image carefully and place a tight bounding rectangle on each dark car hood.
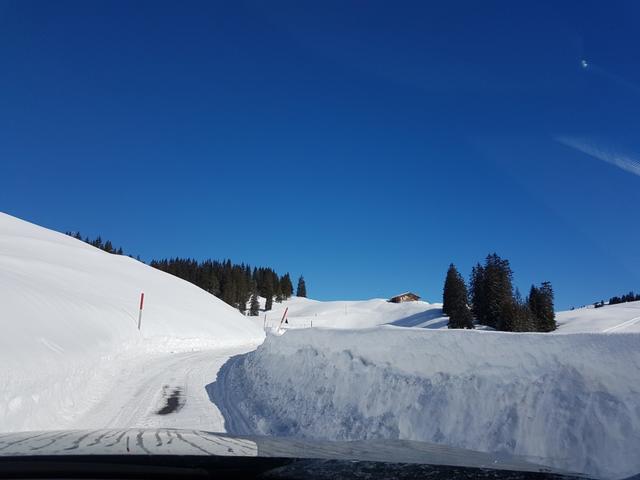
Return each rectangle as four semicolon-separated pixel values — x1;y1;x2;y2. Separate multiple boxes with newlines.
0;428;586;476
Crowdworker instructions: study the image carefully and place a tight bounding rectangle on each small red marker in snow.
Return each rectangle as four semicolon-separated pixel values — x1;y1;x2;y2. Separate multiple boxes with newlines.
138;292;145;330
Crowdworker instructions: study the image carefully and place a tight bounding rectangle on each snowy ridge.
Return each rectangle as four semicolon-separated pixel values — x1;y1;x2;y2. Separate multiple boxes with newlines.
0;212;264;433
212;327;640;479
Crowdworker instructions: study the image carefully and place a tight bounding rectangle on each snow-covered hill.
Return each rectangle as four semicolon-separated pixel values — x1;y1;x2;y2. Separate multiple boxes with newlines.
0;212;264;432
263;296;447;329
264;295;640;333
556;301;640;333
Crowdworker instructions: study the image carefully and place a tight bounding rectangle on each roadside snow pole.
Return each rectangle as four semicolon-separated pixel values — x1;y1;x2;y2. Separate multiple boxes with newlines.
278;307;289;331
137;292;145;330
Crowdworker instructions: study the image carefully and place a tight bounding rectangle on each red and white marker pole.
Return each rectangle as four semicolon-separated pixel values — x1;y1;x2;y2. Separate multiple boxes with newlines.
137;292;145;330
277;307;289;330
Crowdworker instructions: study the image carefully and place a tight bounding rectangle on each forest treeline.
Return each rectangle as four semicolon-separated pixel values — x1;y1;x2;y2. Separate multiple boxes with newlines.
442;253;556;332
150;258;306;315
65;232;306;315
592;291;640;309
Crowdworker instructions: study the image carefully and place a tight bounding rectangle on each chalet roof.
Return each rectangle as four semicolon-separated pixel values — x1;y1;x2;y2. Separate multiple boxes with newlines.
390;292;421;299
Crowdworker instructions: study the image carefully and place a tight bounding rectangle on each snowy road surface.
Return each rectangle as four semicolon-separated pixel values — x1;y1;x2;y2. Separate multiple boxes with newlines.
70;345;256;433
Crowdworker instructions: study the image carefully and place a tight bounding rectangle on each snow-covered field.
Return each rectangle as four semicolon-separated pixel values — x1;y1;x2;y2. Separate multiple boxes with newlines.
264;296;447;330
556;301;640;333
0;212;264;433
2;211;639;479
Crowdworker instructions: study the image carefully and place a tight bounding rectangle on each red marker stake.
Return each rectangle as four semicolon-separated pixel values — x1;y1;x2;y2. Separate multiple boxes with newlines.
278;307;289;330
138;292;145;330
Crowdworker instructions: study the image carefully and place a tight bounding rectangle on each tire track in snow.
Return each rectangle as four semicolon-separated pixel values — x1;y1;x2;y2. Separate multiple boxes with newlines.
602;315;640;333
68;345;257;432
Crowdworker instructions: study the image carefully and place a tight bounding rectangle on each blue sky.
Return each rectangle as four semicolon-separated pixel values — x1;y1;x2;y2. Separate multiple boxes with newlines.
1;1;639;309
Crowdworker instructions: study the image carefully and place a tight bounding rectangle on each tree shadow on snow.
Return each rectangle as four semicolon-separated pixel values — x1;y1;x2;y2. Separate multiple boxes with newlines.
388;308;447;328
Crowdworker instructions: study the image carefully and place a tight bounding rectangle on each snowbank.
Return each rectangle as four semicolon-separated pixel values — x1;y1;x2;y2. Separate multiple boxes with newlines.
212;327;640;479
0;212;264;432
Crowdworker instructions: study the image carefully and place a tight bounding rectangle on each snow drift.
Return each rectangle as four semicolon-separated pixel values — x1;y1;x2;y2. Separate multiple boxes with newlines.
212;327;640;478
0;212;264;432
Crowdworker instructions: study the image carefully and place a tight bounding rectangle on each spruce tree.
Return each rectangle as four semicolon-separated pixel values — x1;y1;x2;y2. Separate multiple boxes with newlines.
485;254;514;330
469;263;487;324
442;264;458;316
449;303;474;329
536;281;556;332
445;264;474;329
249;292;260;316
296;275;307;297
265;291;273;311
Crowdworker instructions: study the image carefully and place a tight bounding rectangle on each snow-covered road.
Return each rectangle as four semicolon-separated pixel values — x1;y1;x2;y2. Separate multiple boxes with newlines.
69;345;257;433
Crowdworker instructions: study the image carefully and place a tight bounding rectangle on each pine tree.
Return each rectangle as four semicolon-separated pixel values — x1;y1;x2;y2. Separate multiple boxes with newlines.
104;240;113;253
501;297;535;332
280;273;293;299
296;275;307;297
534;281;556;332
469;263;487;324
249;292;260;316
484;254;514;330
444;264;474;329
442;264;458;316
264;275;274;311
449;303;474;329
265;292;273;311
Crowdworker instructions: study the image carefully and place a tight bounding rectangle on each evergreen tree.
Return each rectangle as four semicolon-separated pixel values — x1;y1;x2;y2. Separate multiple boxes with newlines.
449;303;474;329
484;253;514;330
442;264;457;316
469;263;487;324
280;273;293;299
444;264;474;329
265;291;273;311
501;297;536;332
296;275;307;297
104;240;113;253
530;281;556;332
249;292;260;316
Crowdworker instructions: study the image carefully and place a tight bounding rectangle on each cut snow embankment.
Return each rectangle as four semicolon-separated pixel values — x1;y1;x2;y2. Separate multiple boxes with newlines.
0;212;264;433
212;327;640;479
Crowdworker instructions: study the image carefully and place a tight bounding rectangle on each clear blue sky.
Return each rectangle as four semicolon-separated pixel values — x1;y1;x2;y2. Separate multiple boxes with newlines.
1;1;639;309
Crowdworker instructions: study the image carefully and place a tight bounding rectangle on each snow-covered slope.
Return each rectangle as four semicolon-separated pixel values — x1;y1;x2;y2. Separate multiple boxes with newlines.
0;212;264;432
556;301;640;333
265;296;447;329
213;327;640;479
267;295;640;334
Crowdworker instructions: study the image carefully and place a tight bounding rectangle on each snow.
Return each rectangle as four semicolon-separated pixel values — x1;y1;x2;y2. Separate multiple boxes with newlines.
2;211;640;479
213;327;640;478
556;301;640;333
263;296;448;329
0;212;264;433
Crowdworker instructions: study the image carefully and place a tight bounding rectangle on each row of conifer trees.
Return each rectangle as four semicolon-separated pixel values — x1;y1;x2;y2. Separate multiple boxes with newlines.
64;231;306;315
443;253;556;332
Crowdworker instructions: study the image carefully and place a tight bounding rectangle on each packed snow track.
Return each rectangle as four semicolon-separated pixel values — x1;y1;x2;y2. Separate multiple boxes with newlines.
70;345;256;432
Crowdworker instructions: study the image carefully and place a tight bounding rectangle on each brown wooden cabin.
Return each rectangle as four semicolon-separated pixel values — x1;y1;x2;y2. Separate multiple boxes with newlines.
389;292;421;303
